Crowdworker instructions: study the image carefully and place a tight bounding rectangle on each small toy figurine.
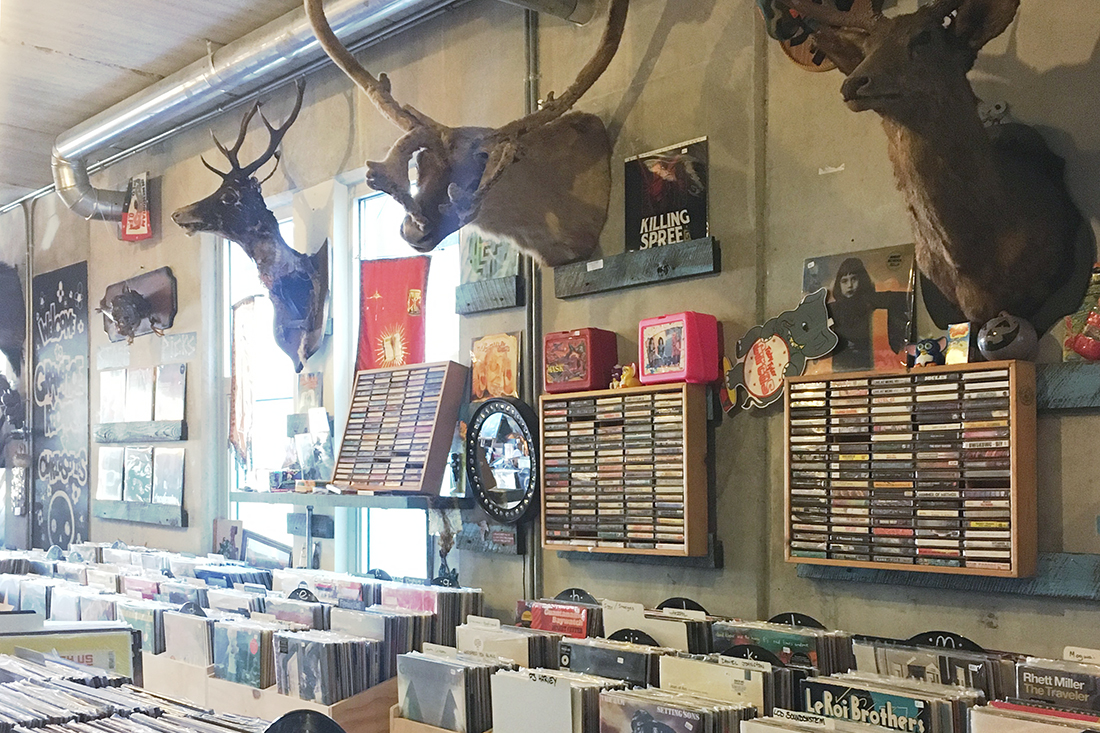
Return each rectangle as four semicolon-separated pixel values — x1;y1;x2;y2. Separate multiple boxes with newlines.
906;337;947;368
977;311;1038;361
610;363;642;389
1068;299;1100;361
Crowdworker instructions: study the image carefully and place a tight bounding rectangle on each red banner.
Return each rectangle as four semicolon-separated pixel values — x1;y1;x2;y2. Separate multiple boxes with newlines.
357;257;431;372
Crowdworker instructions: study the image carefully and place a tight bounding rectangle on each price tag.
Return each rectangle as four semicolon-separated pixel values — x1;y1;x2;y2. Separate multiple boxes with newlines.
468;615;502;630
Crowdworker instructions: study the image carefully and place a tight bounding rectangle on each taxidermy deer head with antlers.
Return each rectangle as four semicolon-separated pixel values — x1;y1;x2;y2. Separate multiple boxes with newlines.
767;0;1092;332
306;0;628;267
172;81;329;373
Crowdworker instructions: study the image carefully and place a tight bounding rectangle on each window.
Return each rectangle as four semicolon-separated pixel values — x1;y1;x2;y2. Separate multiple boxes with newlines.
227;219;297;547
220;194;461;578
354;193;461;578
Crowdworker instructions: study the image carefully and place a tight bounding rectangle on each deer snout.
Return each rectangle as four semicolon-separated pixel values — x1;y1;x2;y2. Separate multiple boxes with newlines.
841;75;872;102
171;206;206;233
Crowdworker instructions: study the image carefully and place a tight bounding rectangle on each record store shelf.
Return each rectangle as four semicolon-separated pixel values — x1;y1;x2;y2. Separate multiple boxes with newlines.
785;360;1037;578
229;491;471;510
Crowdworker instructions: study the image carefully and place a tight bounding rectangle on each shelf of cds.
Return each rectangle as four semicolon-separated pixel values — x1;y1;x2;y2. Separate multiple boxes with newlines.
785;360;1037;577
539;383;709;556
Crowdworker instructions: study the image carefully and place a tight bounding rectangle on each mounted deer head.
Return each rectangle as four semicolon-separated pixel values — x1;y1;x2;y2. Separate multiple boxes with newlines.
172;80;329;373
769;0;1093;332
306;0;629;266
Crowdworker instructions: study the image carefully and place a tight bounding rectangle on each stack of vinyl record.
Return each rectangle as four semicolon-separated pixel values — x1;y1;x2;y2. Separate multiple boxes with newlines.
516;599;604;638
162;611;216;667
744;711;916;733
599;688;758;733
273;629;385;704
972;700;1100;733
0;555;32;575
853;637;1018;699
380;583;484;646
265;595;329;629
212;617;294;689
711;620;855;673
116;597;175;654
601;603;714;652
0;650;126;687
802;672;984;733
559;637;675;687
329;605;432;680
660;652;802;713
157;580;209;607
192;562;272;589
1014;657;1100;713
396;651;516;733
206;587;266;615
456;619;563;668
491;668;627;733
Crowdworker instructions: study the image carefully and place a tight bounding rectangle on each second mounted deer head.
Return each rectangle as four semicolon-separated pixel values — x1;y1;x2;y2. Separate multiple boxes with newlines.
766;0;1093;333
306;0;629;267
172;81;329;373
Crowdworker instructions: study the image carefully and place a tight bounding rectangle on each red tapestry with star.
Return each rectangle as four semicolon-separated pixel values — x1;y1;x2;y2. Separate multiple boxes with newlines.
357;257;431;372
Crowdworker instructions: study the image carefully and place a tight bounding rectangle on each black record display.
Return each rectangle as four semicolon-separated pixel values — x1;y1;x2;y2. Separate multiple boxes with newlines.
464;397;539;524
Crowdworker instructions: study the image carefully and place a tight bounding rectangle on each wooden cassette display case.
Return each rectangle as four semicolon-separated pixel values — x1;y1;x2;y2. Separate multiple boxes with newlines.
540;383;708;556
333;361;468;493
785;360;1037;577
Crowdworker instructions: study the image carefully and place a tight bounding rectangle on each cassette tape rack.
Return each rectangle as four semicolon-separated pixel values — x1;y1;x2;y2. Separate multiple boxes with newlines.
332;361;468;493
785;360;1037;577
540;383;708;556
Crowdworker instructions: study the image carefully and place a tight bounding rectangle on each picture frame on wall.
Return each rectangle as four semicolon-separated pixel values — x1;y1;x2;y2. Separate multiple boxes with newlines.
240;529;293;570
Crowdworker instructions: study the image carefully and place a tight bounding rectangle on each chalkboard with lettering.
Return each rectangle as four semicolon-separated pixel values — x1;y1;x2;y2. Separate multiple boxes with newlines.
32;262;90;549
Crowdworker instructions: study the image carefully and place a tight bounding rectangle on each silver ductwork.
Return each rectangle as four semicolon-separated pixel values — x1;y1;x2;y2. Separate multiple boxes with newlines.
51;0;464;221
497;0;594;23
51;0;594;221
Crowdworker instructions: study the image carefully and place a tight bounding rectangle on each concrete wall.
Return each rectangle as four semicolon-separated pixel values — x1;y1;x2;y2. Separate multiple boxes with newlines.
3;0;1100;656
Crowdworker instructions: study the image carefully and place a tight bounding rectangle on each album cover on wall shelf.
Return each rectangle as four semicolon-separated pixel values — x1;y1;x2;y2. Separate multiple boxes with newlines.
802;244;915;374
153;363;187;421
625;137;709;251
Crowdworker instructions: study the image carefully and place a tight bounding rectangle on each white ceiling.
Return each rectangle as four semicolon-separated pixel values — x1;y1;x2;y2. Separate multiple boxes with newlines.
0;0;306;208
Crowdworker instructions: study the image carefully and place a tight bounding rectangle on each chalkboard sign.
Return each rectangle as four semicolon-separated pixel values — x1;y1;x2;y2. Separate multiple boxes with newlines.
32;262;90;550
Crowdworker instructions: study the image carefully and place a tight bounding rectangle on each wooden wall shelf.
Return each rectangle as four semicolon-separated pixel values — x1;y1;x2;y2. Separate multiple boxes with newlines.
94;420;186;443
553;237;719;299
332;361;468;494
94;500;186;527
455;275;524;314
785;360;1037;578
540;383;709;557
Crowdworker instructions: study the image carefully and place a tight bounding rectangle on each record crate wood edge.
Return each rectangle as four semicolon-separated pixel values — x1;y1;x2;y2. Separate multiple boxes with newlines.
540;382;709;557
784;360;1037;578
391;705;491;733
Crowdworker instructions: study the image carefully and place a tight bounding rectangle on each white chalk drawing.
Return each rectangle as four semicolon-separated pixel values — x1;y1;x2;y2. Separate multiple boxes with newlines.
97;343;130;370
159;332;197;362
32;262;90;550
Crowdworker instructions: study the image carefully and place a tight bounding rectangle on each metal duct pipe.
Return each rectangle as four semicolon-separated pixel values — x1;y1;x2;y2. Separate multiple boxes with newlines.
496;0;594;23
52;0;458;221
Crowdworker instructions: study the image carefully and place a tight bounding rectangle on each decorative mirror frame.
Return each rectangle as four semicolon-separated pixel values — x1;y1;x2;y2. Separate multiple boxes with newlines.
464;397;540;524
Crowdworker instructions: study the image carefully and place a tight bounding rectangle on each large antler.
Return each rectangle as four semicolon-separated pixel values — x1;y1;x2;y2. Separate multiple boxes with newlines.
779;0;880;31
241;80;306;176
304;0;436;133
492;0;629;140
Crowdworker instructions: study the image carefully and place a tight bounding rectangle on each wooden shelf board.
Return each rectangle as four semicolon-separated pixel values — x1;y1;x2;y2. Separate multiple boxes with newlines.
554;237;719;299
229;490;471;510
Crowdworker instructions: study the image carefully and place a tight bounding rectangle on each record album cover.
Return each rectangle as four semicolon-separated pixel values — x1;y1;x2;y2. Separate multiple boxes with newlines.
151;446;185;505
625;138;708;251
802;244;915;374
154;363;187;421
123;446;153;503
96;447;124;501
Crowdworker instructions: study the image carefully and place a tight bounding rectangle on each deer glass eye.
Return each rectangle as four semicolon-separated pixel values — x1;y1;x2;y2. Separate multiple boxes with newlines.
220;190;240;205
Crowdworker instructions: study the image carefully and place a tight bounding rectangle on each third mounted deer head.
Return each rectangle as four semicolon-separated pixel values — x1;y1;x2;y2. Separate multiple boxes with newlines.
306;0;629;267
765;0;1093;333
172;81;329;373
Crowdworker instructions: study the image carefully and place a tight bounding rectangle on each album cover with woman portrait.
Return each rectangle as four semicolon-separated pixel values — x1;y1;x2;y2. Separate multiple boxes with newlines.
802;245;915;374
